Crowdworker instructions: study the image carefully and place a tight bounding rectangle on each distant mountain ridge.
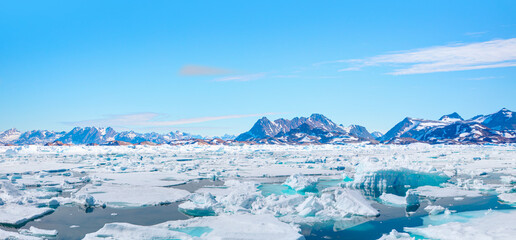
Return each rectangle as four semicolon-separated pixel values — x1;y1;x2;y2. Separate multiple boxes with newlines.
235;113;376;144
1;108;515;145
380;108;516;144
0;127;207;145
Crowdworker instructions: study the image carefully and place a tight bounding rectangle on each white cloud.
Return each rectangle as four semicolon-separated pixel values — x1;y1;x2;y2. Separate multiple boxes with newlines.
339;38;516;75
179;65;232;76
66;112;281;127
213;73;266;82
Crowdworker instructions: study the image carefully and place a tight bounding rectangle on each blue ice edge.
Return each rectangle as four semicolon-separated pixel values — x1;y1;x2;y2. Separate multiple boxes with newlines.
169;226;213;237
258;178;353;197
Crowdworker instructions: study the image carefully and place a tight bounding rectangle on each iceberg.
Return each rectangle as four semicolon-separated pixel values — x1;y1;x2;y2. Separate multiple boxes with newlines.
348;168;449;191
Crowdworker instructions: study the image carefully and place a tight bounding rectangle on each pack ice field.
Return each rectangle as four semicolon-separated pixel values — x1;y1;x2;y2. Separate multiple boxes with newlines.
0;144;515;239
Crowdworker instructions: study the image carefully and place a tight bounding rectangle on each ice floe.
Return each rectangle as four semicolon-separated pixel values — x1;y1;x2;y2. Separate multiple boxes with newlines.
0;205;54;226
84;214;305;240
405;209;516;239
73;183;190;208
378;229;414;240
414;185;482;198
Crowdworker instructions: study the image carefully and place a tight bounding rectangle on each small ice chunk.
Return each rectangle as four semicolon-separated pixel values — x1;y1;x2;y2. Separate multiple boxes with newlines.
498;193;516;205
0;228;41;240
379;193;406;206
19;226;58;237
405;190;419;206
378;229;414;240
424;205;445;215
296;196;323;217
283;174;318;192
0;205;54;226
178;192;218;217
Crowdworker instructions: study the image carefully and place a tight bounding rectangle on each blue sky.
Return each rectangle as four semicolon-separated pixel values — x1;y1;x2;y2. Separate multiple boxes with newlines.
1;0;515;136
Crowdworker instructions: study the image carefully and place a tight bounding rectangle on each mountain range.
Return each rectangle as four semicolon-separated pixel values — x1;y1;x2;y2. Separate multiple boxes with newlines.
1;108;514;145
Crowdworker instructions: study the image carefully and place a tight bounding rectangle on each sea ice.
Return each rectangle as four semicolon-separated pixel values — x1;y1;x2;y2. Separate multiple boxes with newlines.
0;229;41;240
0;205;54;226
283;174;318;192
424;205;446;215
405;209;516;240
347;168;449;191
18;226;58;237
377;229;414;240
178;192;219;216
414;185;482;198
73;183;190;208
498;192;516;205
379;193;406;206
84;214;305;240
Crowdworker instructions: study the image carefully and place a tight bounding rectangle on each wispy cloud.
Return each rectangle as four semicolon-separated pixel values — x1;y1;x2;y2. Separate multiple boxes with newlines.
213;73;266;82
338;38;516;75
463;76;502;81
179;64;232;76
65;112;281;127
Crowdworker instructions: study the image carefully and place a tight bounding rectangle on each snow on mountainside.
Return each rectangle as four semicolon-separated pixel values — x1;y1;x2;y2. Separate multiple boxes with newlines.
2;108;515;145
439;112;464;122
381;108;516;144
0;127;204;145
371;131;383;139
0;128;21;144
235;114;375;143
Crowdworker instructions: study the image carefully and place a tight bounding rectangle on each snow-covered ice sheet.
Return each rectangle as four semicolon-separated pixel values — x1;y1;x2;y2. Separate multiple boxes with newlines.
405;209;516;240
1;144;516;238
0;229;41;240
415;185;482;198
73;183;190;208
378;229;414;240
83;214;305;240
0;205;53;226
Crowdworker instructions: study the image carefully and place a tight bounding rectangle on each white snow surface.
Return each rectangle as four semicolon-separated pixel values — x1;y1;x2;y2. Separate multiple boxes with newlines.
84;214;304;240
0;144;515;238
73;183;190;208
405;210;516;240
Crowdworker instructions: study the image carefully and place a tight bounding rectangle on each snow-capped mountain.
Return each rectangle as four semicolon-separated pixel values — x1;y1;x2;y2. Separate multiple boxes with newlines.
57;127;118;144
235;114;375;144
371;131;383;139
381;108;516;144
439;112;464;122
16;130;66;145
0;127;207;145
0;128;21;144
2;108;514;146
471;108;515;131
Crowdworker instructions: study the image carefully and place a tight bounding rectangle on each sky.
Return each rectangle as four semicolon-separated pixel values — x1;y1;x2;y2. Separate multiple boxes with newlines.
1;0;516;136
